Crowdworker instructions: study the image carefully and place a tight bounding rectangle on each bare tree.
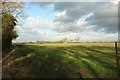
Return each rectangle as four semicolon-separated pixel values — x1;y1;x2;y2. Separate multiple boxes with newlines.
1;0;23;17
61;37;68;43
74;37;80;42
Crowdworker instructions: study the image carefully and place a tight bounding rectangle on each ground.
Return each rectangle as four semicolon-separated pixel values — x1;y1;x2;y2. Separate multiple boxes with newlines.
2;43;120;78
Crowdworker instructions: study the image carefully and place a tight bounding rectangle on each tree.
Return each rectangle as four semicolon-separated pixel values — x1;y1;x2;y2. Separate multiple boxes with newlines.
2;13;18;50
61;37;68;43
1;1;23;51
74;37;80;42
1;1;23;17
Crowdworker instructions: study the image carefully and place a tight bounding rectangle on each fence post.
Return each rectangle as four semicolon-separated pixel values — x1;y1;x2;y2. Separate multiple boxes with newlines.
115;42;120;77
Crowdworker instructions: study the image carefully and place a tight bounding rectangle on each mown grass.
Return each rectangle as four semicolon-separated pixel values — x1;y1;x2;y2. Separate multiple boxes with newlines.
2;43;120;78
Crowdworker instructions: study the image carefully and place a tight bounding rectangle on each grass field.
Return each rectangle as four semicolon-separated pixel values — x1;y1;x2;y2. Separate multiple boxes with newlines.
3;43;120;78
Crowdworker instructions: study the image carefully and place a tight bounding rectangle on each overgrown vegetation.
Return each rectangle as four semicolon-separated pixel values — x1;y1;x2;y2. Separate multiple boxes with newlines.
2;43;120;78
1;1;23;52
2;13;18;51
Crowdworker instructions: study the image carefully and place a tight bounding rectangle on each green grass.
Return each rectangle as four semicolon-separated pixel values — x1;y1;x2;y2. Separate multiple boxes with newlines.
3;43;120;78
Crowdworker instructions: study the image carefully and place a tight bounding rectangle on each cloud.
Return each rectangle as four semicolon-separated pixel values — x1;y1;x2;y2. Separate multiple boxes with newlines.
53;19;86;32
34;2;118;33
22;16;87;33
22;16;55;30
86;2;118;33
14;2;118;42
15;26;118;42
23;16;40;28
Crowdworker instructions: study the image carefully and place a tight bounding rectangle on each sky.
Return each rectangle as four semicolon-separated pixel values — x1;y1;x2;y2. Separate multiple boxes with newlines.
14;0;119;42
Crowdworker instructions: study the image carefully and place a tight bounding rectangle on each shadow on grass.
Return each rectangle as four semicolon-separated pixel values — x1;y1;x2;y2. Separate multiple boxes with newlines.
3;45;80;78
2;44;119;78
65;45;118;76
81;60;99;77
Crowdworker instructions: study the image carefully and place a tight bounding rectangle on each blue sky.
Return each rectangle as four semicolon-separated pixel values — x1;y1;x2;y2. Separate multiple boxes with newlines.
23;2;56;20
14;1;119;42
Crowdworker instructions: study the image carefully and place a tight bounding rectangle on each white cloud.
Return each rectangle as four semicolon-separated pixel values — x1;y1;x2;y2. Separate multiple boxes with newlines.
14;2;118;42
22;15;87;32
23;16;40;28
22;16;55;29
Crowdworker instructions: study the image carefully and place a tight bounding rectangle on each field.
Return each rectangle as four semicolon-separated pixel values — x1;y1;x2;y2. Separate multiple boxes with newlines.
2;43;120;78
